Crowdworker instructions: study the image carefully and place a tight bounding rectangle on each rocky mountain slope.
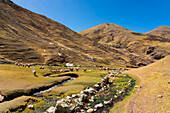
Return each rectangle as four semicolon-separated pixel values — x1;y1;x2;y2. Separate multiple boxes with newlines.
146;26;170;39
79;23;170;65
0;0;169;67
0;0;112;66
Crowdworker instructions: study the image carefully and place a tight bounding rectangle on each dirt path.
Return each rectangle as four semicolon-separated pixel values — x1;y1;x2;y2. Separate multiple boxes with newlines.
123;56;170;113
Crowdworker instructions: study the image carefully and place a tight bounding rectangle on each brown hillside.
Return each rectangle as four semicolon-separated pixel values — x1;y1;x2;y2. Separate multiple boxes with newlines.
79;23;170;64
123;55;170;113
0;0;169;67
146;26;170;39
0;1;125;66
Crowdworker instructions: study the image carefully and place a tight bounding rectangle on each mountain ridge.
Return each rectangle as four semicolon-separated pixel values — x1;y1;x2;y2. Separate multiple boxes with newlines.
0;1;169;67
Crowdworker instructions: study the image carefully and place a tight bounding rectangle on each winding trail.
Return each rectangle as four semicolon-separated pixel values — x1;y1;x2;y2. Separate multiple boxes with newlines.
123;56;170;113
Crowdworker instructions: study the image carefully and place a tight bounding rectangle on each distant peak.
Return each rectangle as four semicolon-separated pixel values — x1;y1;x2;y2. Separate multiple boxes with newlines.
157;25;170;29
0;0;13;4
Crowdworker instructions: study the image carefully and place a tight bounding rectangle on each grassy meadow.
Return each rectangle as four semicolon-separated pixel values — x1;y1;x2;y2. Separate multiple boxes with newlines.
0;64;138;113
0;64;71;100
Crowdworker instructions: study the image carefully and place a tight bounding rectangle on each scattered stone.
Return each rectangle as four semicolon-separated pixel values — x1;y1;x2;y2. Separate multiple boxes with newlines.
87;108;94;113
158;95;163;98
74;106;81;112
0;95;4;102
128;83;132;86
80;109;85;113
104;98;113;105
116;85;119;88
124;74;127;77
49;70;134;113
72;94;78;98
94;103;103;109
114;95;118;98
28;105;34;110
135;85;138;88
128;79;133;82
46;106;56;113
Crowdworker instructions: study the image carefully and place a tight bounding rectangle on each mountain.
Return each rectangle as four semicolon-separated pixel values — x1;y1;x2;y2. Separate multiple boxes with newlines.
146;26;170;39
0;0;113;66
0;0;169;67
79;23;170;64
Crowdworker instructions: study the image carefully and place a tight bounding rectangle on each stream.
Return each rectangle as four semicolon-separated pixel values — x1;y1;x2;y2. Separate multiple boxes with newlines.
33;78;76;96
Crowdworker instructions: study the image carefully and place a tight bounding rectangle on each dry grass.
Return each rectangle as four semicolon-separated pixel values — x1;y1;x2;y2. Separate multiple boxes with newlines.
0;64;71;100
114;55;170;113
0;96;39;113
43;85;84;98
43;70;107;97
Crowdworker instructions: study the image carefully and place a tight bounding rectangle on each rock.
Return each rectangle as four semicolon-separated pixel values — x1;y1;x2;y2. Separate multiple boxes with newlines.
114;95;118;98
56;102;75;113
0;95;4;102
93;84;101;90
128;83;132;86
87;108;94;113
72;94;78;98
135;85;138;88
94;103;103;109
123;74;127;77
46;106;56;113
128;79;133;82
80;109;85;113
89;96;95;102
84;87;95;95
74;106;81;112
116;85;119;88
79;93;88;102
158;95;163;98
28;105;34;110
104;98;113;105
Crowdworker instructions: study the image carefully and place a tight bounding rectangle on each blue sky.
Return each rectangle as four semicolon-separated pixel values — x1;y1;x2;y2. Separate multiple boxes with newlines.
12;0;170;33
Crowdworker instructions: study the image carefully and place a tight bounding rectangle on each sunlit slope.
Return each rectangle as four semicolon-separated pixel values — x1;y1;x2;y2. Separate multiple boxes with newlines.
0;1;119;66
124;55;170;113
79;23;170;65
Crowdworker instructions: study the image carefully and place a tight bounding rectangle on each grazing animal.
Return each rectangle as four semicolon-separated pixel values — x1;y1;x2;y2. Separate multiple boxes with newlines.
27;64;31;68
75;68;79;72
39;66;44;69
69;68;74;72
32;69;38;77
83;68;87;72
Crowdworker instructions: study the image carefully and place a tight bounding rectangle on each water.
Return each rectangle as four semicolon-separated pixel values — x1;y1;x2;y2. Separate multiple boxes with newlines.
33;78;76;96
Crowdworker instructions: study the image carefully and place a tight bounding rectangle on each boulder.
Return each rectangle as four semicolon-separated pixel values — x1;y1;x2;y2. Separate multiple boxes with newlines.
28;105;34;110
84;87;95;95
93;84;101;90
74;106;81;112
94;103;103;109
128;79;133;82
72;94;78;98
158;95;163;98
104;98;113;105
80;109;85;113
0;95;4;102
79;93;88;102
46;106;56;113
56;102;75;113
87;108;94;113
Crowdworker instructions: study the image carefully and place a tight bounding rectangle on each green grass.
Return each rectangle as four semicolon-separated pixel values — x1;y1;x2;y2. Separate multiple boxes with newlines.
0;65;137;112
0;96;40;113
109;73;140;113
0;64;71;100
43;70;107;97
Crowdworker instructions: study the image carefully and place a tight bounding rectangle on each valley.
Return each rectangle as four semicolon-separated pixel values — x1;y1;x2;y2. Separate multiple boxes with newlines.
0;0;169;113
